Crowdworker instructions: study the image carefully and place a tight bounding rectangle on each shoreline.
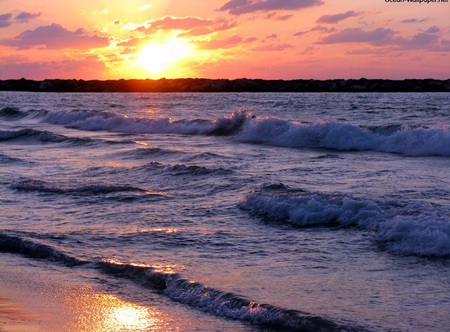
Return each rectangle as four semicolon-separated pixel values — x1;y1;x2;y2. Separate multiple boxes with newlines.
1;78;450;93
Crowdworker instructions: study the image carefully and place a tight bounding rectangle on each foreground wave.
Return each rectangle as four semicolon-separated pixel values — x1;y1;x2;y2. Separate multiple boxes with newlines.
0;232;365;331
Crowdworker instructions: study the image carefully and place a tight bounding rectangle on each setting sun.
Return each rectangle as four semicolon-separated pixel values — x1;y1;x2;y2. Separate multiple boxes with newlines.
134;39;194;76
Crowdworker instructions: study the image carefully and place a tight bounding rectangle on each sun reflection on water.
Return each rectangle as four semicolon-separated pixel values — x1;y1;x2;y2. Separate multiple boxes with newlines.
66;291;170;332
101;296;159;331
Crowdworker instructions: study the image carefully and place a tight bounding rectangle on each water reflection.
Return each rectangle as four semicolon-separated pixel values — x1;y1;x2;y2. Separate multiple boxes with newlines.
67;291;170;332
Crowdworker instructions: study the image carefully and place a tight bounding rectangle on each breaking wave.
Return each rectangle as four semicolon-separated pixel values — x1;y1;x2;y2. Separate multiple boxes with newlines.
5;108;450;156
43;109;249;136
238;118;450;157
240;186;450;257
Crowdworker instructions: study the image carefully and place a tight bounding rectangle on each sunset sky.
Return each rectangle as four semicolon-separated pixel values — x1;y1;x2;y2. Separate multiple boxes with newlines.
0;0;449;80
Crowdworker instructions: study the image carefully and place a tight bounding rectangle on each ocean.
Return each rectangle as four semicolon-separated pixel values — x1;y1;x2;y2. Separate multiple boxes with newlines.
0;91;449;331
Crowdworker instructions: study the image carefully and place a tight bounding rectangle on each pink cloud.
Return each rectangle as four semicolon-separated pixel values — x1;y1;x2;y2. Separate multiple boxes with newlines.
196;35;257;50
316;11;360;24
252;43;294;51
0;24;109;50
218;0;323;15
135;16;236;37
0;55;106;79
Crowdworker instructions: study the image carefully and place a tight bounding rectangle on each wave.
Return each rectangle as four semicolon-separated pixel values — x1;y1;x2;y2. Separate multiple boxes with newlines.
142;161;233;176
0;232;362;331
240;188;383;228
0;233;86;267
41;108;450;156
0;128;97;146
43;109;249;135
0;152;27;164
11;179;149;196
241;186;450;257
0;107;48;120
238;118;450;157
8;108;450;156
116;147;185;159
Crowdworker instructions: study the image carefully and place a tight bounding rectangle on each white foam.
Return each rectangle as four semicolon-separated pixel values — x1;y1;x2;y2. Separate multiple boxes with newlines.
242;191;450;257
378;212;450;257
239;118;450;156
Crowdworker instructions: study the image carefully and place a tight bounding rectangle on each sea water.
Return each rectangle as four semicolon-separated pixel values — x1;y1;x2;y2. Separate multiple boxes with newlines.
0;91;449;331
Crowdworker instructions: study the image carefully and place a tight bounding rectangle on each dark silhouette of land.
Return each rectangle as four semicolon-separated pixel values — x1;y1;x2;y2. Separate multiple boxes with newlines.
1;78;449;92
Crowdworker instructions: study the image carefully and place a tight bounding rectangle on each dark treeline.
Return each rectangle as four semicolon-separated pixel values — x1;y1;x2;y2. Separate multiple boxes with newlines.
1;78;449;92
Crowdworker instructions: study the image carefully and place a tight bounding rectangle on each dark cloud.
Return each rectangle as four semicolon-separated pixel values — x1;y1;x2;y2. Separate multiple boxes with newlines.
402;18;427;23
317;28;395;45
393;32;439;49
294;25;335;37
265;12;293;20
316;11;359;24
318;27;444;51
15;12;41;22
0;24;109;50
218;0;323;15
425;26;440;34
0;13;12;28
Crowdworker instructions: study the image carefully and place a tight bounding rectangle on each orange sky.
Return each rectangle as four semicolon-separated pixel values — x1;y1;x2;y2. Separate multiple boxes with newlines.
0;0;449;80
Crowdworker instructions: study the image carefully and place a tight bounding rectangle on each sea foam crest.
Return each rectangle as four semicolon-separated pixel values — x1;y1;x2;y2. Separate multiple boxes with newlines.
377;208;450;257
43;109;251;135
240;190;383;228
238;118;450;156
241;189;450;257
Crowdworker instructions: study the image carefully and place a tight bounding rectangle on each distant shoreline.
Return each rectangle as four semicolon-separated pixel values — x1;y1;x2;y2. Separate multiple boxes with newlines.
1;78;449;92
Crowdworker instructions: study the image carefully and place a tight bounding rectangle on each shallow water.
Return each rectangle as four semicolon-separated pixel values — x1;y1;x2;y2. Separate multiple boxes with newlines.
1;92;450;331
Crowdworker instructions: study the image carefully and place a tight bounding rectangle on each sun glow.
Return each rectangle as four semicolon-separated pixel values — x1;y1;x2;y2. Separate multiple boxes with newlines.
135;39;194;76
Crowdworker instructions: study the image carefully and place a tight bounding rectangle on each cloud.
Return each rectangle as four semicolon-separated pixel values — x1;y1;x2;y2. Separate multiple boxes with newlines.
316;11;359;24
15;12;41;22
0;13;12;28
138;4;153;11
346;48;389;55
265;12;293;20
135;16;236;37
252;43;294;51
425;26;440;34
196;35;256;50
0;24;109;50
294;25;335;37
402;18;427;23
318;27;444;51
393;32;439;49
218;0;323;15
0;55;106;79
317;28;395;45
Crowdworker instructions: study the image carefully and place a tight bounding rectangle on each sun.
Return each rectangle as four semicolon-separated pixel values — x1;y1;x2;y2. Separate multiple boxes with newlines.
134;39;194;76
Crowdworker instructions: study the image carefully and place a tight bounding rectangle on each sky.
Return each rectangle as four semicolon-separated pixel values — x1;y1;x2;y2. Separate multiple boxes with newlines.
0;0;449;80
